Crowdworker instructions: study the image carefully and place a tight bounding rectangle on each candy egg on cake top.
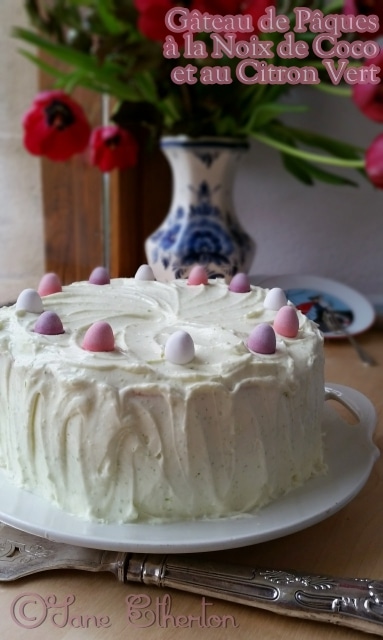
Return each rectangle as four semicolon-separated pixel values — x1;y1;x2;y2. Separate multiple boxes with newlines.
229;273;251;293
16;288;44;314
38;272;62;296
247;323;276;355
89;266;110;285
34;311;65;335
82;321;115;352
274;305;299;338
135;264;156;281
187;265;208;285
165;330;195;365
264;287;288;311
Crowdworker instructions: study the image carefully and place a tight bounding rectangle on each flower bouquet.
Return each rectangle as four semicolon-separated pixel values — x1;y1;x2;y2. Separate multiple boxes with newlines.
13;0;383;187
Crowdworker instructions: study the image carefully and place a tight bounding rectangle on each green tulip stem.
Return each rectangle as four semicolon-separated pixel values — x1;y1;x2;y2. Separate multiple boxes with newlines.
252;133;366;168
313;83;353;98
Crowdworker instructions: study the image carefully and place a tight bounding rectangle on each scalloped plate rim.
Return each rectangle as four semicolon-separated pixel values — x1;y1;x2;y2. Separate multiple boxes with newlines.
253;274;376;338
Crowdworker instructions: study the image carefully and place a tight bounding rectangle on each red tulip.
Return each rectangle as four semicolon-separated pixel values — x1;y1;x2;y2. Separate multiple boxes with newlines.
352;51;383;123
343;0;383;36
135;0;275;43
135;0;177;43
194;0;275;33
22;90;91;161
89;125;138;172
365;133;383;188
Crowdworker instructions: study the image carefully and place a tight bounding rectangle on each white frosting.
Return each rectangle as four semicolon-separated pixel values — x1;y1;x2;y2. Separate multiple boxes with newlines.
0;278;325;523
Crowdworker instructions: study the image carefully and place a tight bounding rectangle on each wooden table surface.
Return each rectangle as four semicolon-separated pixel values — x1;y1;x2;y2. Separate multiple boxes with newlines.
0;327;382;639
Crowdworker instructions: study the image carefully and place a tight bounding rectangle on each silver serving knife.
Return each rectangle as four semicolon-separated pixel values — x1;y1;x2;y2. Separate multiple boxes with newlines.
1;523;383;636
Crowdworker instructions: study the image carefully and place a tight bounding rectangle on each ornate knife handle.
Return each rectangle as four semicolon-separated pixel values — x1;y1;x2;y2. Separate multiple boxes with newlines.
126;554;383;636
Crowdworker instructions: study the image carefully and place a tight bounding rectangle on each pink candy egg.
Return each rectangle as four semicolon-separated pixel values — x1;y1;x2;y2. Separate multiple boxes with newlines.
38;272;62;296
135;264;155;281
264;287;287;311
16;289;44;314
247;323;276;355
274;305;299;338
34;311;64;335
165;330;195;365
229;273;251;293
82;321;115;352
89;266;110;285
187;266;208;286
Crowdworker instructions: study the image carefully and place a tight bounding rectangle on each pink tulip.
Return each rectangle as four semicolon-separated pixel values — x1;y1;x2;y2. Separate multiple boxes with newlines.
352;51;383;123
365;134;383;188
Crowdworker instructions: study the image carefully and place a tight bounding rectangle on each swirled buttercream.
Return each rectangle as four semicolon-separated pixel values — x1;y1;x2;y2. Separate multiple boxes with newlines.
0;278;325;522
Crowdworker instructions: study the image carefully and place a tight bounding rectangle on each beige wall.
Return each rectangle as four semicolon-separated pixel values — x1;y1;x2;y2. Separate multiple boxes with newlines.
0;1;44;304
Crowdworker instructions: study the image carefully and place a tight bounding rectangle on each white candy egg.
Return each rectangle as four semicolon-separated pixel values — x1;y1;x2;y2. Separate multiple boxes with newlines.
264;287;288;311
135;264;156;281
165;330;195;365
16;288;44;314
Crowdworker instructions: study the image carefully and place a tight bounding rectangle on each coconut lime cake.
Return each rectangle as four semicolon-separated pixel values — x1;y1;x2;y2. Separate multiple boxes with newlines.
0;267;325;523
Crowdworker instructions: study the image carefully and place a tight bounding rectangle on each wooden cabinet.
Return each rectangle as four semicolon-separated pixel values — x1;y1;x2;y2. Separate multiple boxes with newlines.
39;88;171;283
108;147;171;279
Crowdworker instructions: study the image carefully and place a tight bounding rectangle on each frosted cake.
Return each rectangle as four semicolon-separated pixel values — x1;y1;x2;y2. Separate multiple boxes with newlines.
0;268;325;523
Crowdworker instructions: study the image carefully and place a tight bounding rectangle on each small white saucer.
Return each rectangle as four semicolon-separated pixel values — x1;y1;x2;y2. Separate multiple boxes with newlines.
254;275;376;338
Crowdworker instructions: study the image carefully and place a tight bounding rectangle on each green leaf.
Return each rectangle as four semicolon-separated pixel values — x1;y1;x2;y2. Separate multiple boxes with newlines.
252;131;365;168
15;26;123;76
215;115;239;136
96;0;127;35
243;103;308;132
282;154;314;186
282;152;359;187
132;71;158;104
19;50;107;97
278;125;364;160
158;95;181;126
14;27;154;102
323;0;344;14
18;49;67;80
304;162;359;186
313;82;352;98
13;27;102;71
284;153;359;186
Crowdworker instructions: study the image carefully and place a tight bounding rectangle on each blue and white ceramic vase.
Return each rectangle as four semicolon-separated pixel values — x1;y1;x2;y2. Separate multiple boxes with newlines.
145;136;255;281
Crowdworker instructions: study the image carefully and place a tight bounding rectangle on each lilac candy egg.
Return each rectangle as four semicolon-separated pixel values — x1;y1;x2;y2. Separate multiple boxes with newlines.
34;311;64;335
135;264;156;281
165;330;195;365
16;289;44;314
82;321;115;352
187;266;208;286
274;305;299;338
264;287;288;311
89;266;110;285
247;323;276;355
38;272;62;296
229;273;251;293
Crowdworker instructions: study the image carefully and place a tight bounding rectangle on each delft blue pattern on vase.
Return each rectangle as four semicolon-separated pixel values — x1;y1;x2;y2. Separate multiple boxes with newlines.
145;138;255;280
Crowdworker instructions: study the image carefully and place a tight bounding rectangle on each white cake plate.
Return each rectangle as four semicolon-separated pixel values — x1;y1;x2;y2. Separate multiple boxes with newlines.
0;384;378;553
